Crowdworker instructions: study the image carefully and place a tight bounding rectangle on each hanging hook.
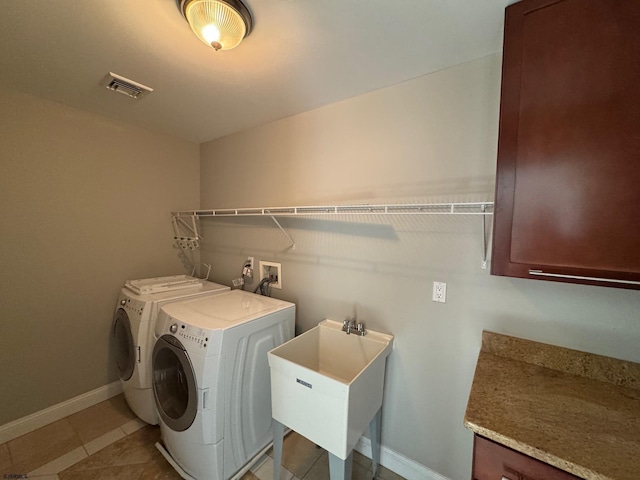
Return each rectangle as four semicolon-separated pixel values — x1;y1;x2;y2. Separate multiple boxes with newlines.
172;214;203;250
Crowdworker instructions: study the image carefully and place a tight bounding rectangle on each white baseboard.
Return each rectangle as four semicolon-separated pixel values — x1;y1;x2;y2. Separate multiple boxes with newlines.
0;381;123;444
354;436;450;480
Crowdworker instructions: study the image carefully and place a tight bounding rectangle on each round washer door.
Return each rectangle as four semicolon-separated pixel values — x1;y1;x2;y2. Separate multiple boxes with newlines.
152;334;198;432
112;308;135;381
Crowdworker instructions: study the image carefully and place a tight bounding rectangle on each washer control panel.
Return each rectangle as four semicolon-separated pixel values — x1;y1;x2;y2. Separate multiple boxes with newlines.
163;317;209;350
118;296;145;318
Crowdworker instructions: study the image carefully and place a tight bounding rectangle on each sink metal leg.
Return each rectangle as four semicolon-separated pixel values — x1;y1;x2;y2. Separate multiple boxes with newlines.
369;408;382;478
328;451;353;480
272;420;284;480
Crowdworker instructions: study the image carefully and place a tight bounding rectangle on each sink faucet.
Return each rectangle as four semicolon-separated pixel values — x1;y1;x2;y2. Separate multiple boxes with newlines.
342;319;355;334
342;319;366;336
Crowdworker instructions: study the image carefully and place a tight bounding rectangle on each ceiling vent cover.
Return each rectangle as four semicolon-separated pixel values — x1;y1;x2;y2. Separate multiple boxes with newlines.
100;72;153;99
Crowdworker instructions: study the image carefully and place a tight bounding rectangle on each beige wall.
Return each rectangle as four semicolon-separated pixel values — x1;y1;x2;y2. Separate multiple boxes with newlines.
199;55;640;480
0;87;200;425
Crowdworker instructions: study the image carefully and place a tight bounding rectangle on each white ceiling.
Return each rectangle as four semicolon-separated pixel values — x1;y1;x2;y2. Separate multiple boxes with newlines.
0;0;512;143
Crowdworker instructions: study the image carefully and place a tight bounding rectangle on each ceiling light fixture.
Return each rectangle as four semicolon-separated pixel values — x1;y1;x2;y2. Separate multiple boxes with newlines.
177;0;253;51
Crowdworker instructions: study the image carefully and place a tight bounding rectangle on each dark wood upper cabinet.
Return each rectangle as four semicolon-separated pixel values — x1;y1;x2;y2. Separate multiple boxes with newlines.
491;0;640;289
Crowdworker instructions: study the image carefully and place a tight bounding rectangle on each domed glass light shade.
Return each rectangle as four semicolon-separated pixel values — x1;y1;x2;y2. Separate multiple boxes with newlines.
179;0;253;51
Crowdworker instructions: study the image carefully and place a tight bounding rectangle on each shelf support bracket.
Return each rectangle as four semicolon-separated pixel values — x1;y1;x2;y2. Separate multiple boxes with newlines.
269;215;296;250
481;204;490;269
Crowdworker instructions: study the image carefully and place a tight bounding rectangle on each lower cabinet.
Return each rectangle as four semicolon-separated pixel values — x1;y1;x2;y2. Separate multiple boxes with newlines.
472;435;580;480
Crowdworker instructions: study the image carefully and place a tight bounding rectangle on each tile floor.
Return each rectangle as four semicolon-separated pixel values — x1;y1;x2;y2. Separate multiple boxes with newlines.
0;395;405;480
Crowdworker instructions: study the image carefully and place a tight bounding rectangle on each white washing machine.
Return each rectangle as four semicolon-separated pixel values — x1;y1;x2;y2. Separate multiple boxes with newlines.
152;289;295;480
111;276;230;425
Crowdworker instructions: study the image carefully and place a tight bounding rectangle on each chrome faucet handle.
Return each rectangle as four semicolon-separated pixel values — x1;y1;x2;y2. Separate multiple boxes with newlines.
343;318;356;334
356;322;366;336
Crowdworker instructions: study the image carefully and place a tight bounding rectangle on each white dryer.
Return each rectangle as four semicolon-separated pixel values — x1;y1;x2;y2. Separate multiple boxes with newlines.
152;290;295;480
111;276;229;425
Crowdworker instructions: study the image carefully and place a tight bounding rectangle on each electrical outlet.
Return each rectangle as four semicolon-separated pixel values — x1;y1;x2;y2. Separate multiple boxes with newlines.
259;261;282;289
432;281;447;303
247;256;254;270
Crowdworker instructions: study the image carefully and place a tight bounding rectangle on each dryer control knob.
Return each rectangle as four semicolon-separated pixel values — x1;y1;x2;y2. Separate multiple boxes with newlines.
170;324;178;334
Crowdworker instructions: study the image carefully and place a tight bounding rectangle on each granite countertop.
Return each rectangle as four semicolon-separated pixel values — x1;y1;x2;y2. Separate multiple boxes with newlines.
464;331;640;480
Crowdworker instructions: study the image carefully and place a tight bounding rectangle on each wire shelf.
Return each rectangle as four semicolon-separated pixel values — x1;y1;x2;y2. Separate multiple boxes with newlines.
170;202;494;267
171;202;494;218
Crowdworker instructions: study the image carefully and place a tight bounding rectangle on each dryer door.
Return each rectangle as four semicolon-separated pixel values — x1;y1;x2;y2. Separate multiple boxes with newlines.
112;309;135;381
152;335;198;432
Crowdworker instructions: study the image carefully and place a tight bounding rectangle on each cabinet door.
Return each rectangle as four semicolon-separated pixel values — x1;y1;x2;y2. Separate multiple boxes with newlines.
472;435;580;480
491;0;640;289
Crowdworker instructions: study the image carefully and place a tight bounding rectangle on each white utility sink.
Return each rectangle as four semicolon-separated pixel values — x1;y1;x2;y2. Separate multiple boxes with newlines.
268;319;394;460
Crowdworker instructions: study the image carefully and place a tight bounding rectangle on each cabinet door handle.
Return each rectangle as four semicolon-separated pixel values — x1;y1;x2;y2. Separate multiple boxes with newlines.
528;270;640;286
